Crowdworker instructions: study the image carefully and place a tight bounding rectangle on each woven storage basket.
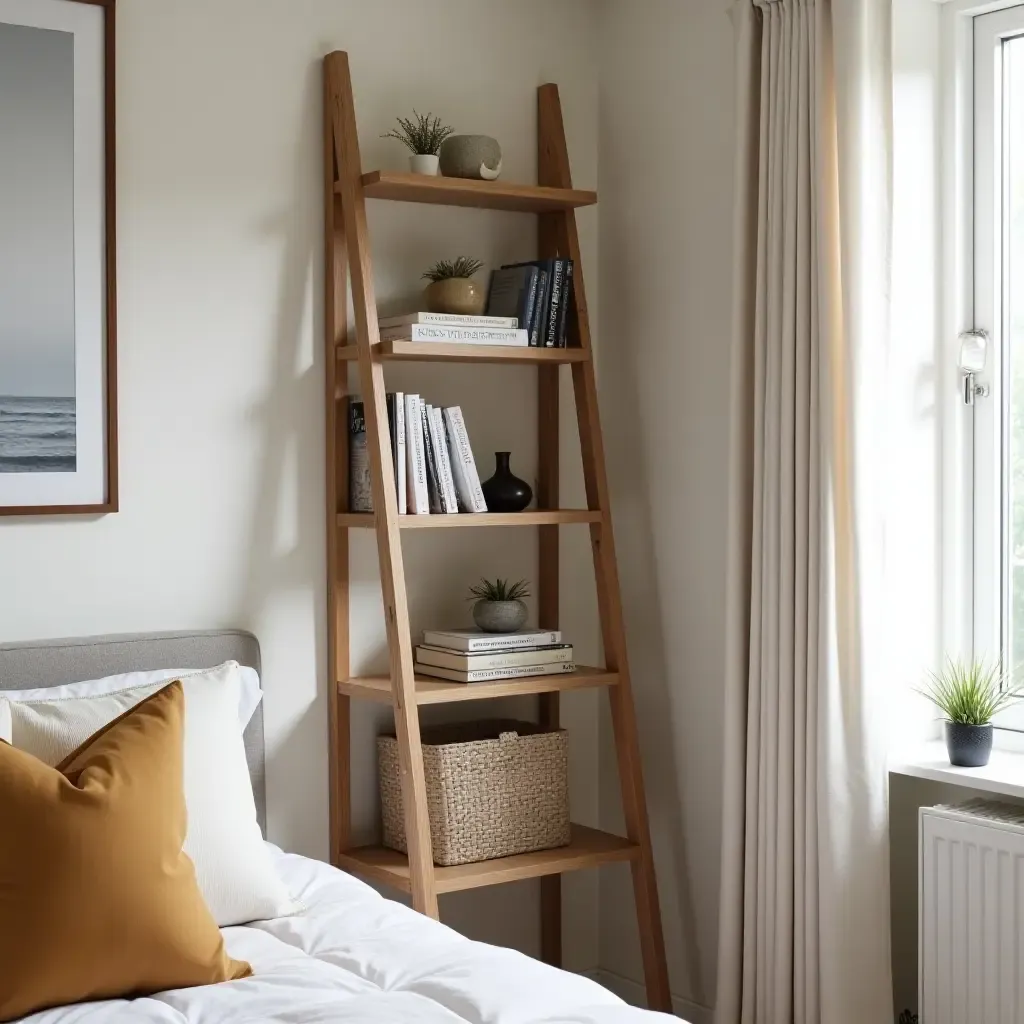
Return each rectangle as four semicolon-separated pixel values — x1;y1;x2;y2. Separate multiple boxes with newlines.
378;719;570;866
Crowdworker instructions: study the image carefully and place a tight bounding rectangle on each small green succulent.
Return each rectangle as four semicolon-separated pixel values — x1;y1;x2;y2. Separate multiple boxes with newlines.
423;257;484;282
467;578;530;603
381;111;454;155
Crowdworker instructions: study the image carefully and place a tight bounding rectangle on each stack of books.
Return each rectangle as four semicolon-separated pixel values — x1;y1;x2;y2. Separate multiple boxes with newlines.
485;258;574;348
348;397;487;515
415;629;574;684
377;311;528;348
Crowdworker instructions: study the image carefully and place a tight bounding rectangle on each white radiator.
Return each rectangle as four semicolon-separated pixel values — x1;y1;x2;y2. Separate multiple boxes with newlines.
920;801;1024;1023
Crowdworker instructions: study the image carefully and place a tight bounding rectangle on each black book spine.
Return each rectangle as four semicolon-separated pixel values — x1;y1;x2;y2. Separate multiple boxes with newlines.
348;399;372;512
556;260;574;348
531;267;550;347
544;259;563;348
520;268;539;334
421;404;442;514
386;393;398;498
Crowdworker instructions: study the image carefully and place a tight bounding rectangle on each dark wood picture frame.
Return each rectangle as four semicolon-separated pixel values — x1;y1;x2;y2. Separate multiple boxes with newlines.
0;0;117;516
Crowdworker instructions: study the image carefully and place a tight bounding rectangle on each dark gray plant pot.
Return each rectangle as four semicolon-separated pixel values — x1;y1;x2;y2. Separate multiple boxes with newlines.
472;600;527;634
944;721;994;767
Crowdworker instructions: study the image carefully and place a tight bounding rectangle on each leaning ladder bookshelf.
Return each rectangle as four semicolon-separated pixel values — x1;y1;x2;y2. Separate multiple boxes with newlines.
323;51;670;1011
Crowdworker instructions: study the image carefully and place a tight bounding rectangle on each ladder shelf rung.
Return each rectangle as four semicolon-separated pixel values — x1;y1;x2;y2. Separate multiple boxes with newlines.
336;824;639;894
336;510;600;529
347;170;597;213
338;666;618;705
337;341;589;365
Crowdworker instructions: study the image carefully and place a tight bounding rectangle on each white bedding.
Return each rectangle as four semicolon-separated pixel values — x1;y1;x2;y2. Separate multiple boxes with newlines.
19;846;680;1024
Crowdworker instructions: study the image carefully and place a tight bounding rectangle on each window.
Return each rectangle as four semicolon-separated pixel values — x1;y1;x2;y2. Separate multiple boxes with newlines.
972;5;1024;730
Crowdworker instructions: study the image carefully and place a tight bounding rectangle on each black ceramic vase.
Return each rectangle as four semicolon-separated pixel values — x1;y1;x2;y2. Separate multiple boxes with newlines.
481;452;532;512
944;721;994;768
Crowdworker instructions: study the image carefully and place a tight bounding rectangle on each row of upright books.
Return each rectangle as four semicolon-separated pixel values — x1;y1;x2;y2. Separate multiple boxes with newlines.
348;396;486;515
486;258;575;348
415;628;574;684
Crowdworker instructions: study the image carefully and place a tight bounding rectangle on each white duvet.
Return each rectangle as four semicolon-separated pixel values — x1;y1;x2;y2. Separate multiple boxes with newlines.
20;846;680;1024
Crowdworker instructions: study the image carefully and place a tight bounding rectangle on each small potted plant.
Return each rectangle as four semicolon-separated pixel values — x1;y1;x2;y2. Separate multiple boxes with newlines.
468;578;530;634
918;658;1023;767
422;257;485;316
381;111;454;176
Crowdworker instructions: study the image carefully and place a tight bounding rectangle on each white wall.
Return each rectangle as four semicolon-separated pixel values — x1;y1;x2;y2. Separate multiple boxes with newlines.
0;0;602;969
596;1;735;1019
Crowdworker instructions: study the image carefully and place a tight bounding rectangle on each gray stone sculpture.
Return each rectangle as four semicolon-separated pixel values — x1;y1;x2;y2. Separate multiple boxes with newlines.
439;135;502;180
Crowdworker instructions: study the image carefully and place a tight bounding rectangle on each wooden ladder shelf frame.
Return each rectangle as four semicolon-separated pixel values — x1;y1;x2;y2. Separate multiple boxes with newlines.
323;51;670;1012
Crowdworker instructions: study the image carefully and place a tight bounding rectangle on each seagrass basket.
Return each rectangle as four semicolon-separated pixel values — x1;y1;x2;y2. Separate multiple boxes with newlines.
378;719;570;866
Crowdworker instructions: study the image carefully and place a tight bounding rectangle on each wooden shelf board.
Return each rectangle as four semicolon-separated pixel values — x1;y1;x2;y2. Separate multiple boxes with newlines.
336;510;600;529
338;665;618;705
336;824;638;894
337;341;588;364
347;170;597;213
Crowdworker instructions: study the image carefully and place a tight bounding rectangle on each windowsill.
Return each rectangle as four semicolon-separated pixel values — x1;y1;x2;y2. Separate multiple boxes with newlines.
890;742;1024;800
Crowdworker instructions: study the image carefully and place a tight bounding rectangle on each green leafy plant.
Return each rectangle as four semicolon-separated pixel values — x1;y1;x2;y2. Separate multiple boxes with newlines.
422;257;484;282
898;1011;919;1024
381;111;454;155
467;578;531;603
917;658;1023;725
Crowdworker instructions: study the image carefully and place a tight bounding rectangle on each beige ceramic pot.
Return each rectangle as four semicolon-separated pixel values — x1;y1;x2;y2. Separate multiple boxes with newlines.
424;277;486;315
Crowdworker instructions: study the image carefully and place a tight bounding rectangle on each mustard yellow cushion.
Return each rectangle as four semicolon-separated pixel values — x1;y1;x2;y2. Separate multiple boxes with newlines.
0;681;251;1022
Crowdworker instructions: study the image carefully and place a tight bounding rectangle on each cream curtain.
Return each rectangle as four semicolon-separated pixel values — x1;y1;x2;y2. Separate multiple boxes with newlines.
716;1;894;1022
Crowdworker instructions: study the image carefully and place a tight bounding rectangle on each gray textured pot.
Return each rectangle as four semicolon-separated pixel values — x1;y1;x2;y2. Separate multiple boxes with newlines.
472;599;527;634
439;135;502;180
944;721;994;767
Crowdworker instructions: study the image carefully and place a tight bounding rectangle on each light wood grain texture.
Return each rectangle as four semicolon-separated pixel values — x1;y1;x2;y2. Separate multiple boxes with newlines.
336;825;639;894
326;52;438;918
337;666;618;705
538;83;671;1011
335;510;600;529
537;185;563;967
336;341;589;364
3;0;117;516
350;170;597;213
324;67;350;867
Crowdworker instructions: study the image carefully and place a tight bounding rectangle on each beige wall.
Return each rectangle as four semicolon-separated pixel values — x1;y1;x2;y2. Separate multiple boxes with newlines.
597;1;735;1019
0;0;603;969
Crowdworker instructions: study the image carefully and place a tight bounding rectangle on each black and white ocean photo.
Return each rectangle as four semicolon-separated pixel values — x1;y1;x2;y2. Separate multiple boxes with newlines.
0;20;76;475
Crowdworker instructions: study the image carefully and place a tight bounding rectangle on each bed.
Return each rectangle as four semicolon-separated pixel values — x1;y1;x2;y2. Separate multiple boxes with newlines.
0;630;676;1024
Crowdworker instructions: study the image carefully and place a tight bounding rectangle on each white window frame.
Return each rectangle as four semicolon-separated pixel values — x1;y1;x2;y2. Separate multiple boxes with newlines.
945;0;1024;736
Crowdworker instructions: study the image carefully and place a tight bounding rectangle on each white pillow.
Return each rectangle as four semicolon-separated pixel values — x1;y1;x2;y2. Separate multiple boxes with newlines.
0;661;296;927
0;661;262;730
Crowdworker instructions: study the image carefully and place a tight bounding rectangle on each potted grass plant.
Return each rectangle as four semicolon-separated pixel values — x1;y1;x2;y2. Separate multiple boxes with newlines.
381;111;454;175
422;257;486;315
468;578;530;634
918;658;1023;767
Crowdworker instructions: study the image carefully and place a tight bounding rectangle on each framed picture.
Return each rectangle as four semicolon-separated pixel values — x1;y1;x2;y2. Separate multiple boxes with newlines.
0;0;116;515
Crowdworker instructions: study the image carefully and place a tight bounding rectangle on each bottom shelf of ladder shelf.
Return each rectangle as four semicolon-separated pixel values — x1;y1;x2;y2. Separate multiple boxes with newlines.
337;665;618;705
336;825;640;894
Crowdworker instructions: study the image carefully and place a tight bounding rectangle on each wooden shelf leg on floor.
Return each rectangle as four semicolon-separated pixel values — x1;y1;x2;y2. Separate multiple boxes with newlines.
324;69;351;867
326;51;439;918
538;84;671;1012
537;361;561;967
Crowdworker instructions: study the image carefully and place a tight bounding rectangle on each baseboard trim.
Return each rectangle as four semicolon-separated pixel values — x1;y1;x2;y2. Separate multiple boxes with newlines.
585;967;712;1023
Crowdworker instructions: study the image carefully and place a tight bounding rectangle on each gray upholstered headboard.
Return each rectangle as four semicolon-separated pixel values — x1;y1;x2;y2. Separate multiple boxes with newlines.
0;629;266;833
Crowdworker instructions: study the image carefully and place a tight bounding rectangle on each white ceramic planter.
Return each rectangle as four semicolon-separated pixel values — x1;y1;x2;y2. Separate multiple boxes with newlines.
409;154;439;176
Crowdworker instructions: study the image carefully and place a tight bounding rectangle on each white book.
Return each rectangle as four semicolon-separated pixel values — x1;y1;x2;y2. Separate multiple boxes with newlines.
404;394;429;515
421;628;563;653
379;324;529;346
442;406;487;513
414;661;576;684
416;644;573;671
429;406;459;514
378;311;518;329
394;391;406;514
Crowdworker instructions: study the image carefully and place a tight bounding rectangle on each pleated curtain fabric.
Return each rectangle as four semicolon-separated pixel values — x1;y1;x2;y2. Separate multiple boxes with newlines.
716;1;894;1022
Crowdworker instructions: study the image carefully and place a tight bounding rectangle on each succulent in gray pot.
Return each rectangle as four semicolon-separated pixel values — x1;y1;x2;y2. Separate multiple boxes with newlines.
918;658;1023;768
468;577;529;634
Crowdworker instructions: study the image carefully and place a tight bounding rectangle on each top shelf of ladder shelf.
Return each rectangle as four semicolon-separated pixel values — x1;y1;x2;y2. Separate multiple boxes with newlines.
342;171;597;214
